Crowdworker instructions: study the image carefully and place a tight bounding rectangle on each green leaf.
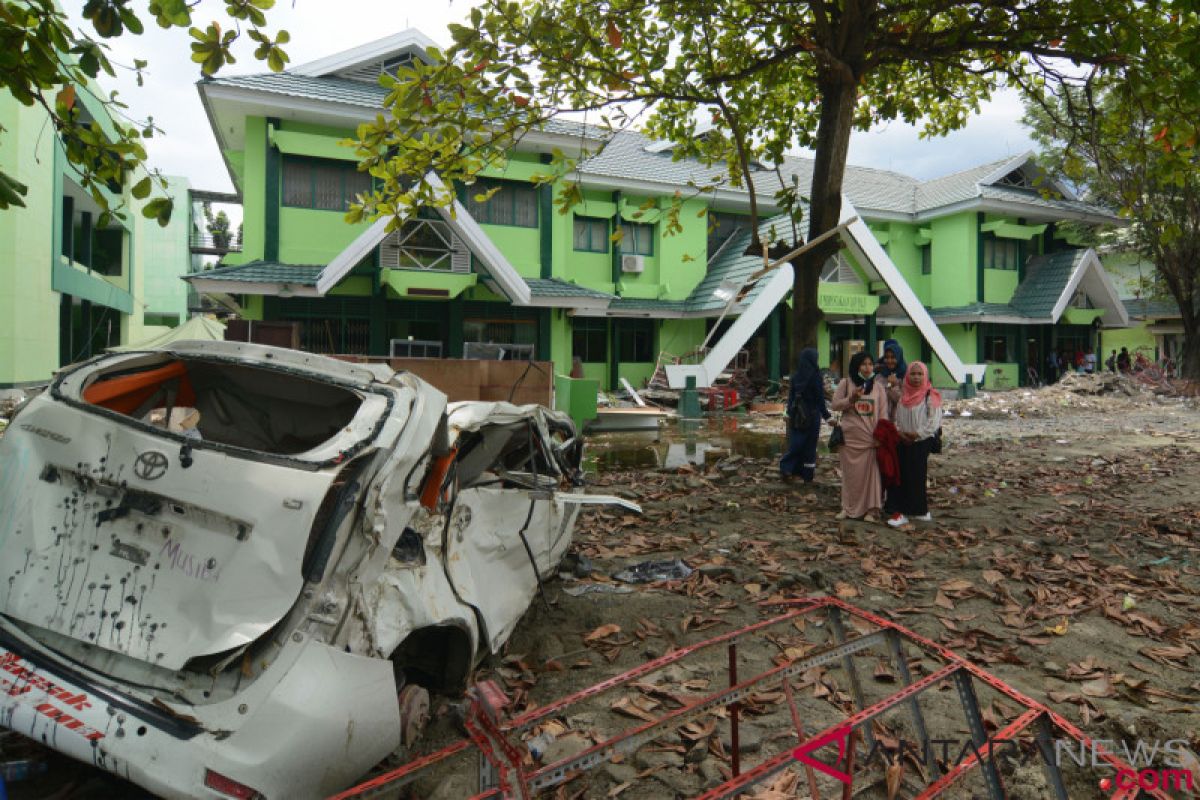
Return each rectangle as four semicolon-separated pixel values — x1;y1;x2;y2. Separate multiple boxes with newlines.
131;176;152;199
0;170;30;209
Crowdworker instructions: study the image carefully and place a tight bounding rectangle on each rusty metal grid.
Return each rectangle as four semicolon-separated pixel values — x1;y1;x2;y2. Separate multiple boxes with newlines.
329;596;1174;800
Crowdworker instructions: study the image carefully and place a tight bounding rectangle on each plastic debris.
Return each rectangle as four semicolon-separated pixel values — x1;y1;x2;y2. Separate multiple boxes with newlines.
562;582;635;596
612;558;693;584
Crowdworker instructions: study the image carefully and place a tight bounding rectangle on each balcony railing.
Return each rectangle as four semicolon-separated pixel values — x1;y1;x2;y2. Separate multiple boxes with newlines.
190;232;243;255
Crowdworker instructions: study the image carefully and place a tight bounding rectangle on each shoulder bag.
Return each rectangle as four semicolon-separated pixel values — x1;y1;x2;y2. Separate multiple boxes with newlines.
926;390;943;454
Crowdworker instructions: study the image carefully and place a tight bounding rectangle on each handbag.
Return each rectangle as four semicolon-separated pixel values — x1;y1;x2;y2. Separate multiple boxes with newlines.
926;390;943;454
827;417;845;452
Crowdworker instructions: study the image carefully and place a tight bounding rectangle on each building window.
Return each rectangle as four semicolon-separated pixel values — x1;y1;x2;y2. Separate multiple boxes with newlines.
144;313;180;327
982;233;1020;270
616;319;654;363
573;216;609;253
920;244;932;275
708;211;747;258
617;222;654;256
981;324;1016;362
572;318;607;363
463;318;536;360
282;156;371;211
465;179;538;227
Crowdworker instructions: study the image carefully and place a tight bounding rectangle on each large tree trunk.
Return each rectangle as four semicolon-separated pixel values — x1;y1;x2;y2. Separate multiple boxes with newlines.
1179;310;1200;383
792;76;859;352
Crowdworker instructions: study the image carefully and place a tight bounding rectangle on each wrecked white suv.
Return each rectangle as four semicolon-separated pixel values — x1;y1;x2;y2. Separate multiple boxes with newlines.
0;341;622;799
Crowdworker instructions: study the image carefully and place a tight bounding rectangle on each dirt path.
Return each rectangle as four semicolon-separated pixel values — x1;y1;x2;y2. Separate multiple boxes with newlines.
464;406;1200;799
6;402;1199;798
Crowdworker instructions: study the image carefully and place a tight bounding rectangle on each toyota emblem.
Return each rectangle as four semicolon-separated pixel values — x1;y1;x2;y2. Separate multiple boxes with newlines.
133;451;169;480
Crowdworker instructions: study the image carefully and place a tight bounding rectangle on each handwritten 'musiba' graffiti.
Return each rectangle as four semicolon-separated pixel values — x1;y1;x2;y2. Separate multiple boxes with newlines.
158;538;221;583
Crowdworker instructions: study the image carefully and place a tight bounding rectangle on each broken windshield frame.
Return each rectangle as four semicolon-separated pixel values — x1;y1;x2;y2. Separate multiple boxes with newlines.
50;352;398;472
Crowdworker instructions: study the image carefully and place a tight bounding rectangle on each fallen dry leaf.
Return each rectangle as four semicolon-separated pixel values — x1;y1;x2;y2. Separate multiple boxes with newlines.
585;624;622;643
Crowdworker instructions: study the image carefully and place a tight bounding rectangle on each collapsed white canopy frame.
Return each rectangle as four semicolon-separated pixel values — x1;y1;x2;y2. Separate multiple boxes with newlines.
664;197;986;388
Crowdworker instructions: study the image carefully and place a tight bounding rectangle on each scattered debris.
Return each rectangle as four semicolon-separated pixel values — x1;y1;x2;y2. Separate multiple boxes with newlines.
947;372;1198;420
332;599;1176;800
612;558;694;584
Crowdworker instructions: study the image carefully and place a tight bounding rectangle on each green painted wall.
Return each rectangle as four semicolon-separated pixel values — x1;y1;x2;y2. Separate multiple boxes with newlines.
242;294;265;321
982;362;1020;389
659;317;705;357
619;362;656;389
138;175;192;323
548;309;571;376
929;213;977;308
885;326;923;366
1100;325;1157;359
581;362;607;388
983;269;1019;304
479;224;541;278
658;198;708;301
930;324;976;388
278;207;373;265
884;222;928;303
226;116;268;265
0;93;59;386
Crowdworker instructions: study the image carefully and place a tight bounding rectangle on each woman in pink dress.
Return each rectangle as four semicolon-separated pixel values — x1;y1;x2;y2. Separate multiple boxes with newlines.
830;351;887;522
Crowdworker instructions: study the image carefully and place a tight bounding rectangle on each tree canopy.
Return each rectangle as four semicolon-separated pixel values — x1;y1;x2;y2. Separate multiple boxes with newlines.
0;0;288;224
353;0;1169;353
1025;11;1200;380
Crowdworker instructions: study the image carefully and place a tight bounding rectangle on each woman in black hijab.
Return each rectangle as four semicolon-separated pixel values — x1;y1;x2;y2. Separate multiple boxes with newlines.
779;348;830;482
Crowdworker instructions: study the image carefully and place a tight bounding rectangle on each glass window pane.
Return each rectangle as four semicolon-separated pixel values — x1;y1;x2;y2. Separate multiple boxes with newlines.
514;186;537;227
345;168;371;207
313;163;343;210
573;218;590;250
282;158;312;207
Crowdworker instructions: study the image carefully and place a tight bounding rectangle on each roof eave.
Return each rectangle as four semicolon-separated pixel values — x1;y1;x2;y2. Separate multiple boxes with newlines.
914;196;1124;225
186;277;321;297
290;29;440;76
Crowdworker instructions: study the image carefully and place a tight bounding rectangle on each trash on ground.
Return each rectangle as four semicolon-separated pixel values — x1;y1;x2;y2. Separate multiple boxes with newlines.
612;558;693;583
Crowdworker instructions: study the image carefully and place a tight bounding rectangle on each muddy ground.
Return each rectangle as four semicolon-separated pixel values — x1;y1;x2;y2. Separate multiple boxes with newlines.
6;393;1200;799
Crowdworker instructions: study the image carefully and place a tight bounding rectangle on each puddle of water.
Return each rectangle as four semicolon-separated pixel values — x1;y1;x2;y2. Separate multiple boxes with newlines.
583;417;785;472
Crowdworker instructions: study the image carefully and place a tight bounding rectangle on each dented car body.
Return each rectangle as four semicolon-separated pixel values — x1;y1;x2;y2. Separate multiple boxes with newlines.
0;341;620;799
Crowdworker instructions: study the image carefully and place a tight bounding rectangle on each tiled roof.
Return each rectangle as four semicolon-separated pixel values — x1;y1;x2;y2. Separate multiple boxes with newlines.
928;302;1030;319
608;297;689;313
204;73;607;139
684;215;797;313
207;72;1117;221
1123;298;1180;319
184;261;323;285
914;157;1012;212
1010;249;1085;318
525;278;614;300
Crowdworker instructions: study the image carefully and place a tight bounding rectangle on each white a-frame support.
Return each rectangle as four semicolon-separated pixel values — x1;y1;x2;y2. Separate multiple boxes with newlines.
665;197;985;389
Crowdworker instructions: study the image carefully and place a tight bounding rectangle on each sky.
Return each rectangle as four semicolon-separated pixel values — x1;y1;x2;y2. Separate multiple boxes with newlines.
66;1;1037;198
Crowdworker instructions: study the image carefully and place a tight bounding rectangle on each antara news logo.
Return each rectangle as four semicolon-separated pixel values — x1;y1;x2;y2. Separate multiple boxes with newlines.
792;726;1196;795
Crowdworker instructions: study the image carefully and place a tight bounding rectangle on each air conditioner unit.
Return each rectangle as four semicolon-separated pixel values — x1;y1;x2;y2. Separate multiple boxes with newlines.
621;255;645;274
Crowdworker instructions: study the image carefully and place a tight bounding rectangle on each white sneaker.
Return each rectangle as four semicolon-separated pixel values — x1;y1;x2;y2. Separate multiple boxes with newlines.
887;514;909;528
913;513;932;522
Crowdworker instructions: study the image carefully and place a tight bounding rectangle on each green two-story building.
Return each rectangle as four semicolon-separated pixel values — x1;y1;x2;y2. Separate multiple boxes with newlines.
0;77;193;388
189;30;1134;391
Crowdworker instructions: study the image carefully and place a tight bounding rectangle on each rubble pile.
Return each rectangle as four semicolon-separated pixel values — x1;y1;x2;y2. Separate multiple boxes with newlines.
947;372;1195;420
